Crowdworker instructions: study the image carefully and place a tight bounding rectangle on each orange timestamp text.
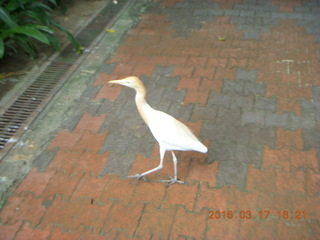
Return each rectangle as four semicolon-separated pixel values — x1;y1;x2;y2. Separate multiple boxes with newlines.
208;210;307;220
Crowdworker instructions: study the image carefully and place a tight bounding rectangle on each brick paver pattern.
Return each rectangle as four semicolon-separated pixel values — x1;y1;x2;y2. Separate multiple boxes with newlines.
1;0;320;239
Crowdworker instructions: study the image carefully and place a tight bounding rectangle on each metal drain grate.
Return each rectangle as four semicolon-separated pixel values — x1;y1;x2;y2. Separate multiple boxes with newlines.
0;0;131;158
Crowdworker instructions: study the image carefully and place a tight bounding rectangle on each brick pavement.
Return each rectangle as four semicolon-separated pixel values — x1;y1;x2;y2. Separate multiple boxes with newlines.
1;0;320;239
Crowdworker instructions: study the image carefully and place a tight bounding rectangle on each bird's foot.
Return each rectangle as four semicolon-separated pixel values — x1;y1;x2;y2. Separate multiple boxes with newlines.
127;173;150;184
158;175;186;187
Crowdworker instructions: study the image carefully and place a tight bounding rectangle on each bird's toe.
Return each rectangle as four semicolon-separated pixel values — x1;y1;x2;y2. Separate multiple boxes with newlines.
158;175;186;186
127;173;150;183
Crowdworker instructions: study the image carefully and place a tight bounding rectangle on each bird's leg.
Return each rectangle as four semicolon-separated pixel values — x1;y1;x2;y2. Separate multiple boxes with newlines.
158;151;185;186
127;145;166;183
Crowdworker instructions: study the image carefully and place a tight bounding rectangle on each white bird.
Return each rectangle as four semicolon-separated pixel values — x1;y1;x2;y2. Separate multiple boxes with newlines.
108;76;207;185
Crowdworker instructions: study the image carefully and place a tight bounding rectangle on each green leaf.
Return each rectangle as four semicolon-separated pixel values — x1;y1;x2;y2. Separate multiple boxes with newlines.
52;21;83;51
2;26;50;45
0;38;4;58
15;35;38;58
0;6;19;28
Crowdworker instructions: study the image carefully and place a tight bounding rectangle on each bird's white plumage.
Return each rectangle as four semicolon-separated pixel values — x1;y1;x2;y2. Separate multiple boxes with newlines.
108;76;207;185
146;109;207;152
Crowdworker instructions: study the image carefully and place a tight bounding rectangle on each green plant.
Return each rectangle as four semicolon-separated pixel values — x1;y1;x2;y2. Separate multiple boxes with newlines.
0;0;82;59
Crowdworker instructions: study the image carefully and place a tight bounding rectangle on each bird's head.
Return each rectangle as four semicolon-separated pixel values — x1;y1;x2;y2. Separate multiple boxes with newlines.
108;76;143;90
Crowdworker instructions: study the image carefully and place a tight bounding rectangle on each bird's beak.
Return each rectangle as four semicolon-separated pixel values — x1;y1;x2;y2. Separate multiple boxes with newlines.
108;79;125;85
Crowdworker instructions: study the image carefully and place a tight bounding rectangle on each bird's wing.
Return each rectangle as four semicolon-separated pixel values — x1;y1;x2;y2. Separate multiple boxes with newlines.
146;110;207;152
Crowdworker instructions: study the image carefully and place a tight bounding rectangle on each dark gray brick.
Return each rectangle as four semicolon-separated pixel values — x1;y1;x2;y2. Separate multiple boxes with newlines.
254;96;277;112
244;82;266;96
241;110;266;126
216;157;248;191
231;95;254;109
191;105;218;122
240;10;255;17
100;152;137;177
265;112;289;128
32;148;59;172
249;127;276;148
208;92;232;108
236;69;257;83
222;79;244;95
303;129;320;150
215;107;242;126
288;113;316;130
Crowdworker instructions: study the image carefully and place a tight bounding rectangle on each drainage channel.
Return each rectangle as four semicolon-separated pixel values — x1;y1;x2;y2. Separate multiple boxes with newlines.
0;0;131;159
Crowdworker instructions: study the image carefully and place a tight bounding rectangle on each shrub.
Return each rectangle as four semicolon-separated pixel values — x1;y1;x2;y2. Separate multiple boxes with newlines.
0;0;82;59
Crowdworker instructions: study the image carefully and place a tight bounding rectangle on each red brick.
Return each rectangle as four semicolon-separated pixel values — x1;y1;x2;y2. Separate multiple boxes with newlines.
73;151;110;176
306;170;320;197
0;196;24;224
277;128;303;150
258;192;292;214
93;72;111;86
177;77;201;91
277;169;305;193
42;171;82;199
214;67;236;81
184;89;209;105
74;113;106;133
206;218;240;240
72;201;113;233
47;148;84;173
173;66;194;78
207;58;228;68
188;161;218;187
0;221;22;240
48;129;82;150
95;84;122;101
128;153;162;181
310;220;320;240
167;55;188;66
276;220;310;240
163;183;199;211
278;97;301;115
105;53;132;64
15;168;55;196
193;67;215;79
100;175;136;205
40;196;83;230
148;55;168;65
170;207;207;239
72;173;109;201
131;64;154;77
186;56;208;67
263;146;290;171
266;83;289;98
246;165;278;193
196;185;228;211
228;186;259;212
131;181;166;207
73;130;108;153
112;63;134;76
49;226;114;240
158;153;190;182
3;194;46;226
15;222;51;240
291;194;320;220
290;149;319;172
241;219;276;240
199;78;223;93
135;204;175;239
102;202;144;237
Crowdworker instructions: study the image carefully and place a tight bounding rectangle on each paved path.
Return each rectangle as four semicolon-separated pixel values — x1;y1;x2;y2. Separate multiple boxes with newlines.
1;0;320;239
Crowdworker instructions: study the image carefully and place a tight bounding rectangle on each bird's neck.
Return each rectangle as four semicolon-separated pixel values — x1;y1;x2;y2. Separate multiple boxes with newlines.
134;86;152;125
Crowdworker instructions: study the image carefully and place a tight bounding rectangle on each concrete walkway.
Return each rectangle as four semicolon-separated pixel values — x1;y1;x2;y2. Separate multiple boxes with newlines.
1;0;320;239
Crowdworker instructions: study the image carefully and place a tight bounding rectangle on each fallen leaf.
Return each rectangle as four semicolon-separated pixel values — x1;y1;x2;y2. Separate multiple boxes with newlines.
105;28;116;33
218;36;226;41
